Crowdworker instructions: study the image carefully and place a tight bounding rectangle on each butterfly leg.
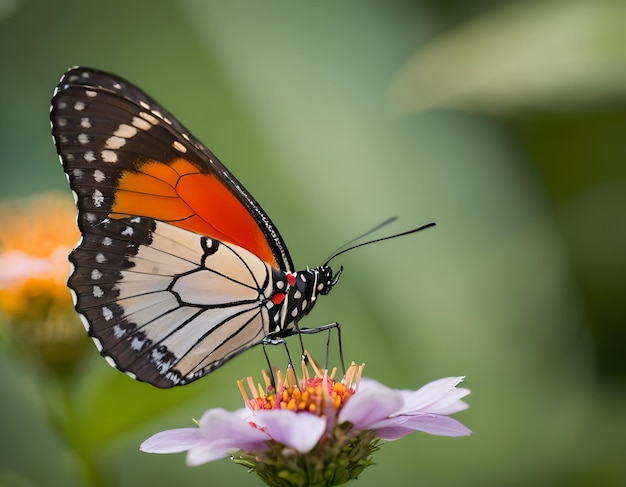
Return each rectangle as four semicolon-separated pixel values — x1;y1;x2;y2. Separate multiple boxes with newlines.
262;335;297;390
298;322;345;377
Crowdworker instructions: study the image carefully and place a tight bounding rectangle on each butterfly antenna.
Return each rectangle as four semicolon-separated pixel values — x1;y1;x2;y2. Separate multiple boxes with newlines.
323;221;436;266
330;216;398;256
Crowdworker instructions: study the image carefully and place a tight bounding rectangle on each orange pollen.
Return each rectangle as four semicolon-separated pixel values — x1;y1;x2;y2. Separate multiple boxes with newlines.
237;354;365;417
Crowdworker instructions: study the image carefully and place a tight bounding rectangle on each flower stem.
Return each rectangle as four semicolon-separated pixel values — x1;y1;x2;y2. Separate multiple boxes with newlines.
42;369;113;487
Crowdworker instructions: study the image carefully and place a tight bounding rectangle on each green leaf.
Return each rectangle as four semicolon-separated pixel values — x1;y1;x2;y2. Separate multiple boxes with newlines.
388;0;626;114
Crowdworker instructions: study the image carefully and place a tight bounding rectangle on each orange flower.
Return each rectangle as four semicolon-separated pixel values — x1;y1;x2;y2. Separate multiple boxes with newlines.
0;193;86;367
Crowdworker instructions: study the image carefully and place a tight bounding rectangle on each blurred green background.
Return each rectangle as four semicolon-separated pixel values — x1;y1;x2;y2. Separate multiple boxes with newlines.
1;0;625;486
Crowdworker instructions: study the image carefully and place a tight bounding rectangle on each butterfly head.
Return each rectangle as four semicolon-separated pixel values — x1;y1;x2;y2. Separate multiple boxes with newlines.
313;265;343;296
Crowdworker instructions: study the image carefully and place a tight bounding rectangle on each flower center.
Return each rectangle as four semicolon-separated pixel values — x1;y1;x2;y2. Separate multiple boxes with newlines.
238;355;364;416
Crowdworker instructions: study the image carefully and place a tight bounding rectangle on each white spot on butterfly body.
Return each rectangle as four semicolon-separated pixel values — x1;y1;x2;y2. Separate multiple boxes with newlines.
73;168;84;178
93;169;106;182
80;118;91;128
57;118;67;127
121;226;134;236
113;83;122;90
95;253;107;263
92;285;104;298
85;90;97;97
102;237;113;246
105;136;125;149
294;291;302;299
92;189;104;207
102;306;114;321
101;150;117;163
140;101;150;110
131;337;145;350
173;141;187;153
78;133;89;144
84;151;96;162
74;101;86;111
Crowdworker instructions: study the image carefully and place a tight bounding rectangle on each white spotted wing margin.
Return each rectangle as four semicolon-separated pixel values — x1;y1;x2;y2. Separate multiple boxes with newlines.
69;215;279;388
50;66;294;273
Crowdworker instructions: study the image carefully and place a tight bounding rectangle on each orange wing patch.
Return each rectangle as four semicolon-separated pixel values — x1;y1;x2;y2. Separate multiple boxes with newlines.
111;158;277;267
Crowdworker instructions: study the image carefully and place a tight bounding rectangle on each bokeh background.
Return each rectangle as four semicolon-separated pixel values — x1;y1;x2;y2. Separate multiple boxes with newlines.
1;0;625;486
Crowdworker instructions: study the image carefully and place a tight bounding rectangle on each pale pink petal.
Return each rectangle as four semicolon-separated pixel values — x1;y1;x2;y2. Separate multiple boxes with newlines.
339;375;471;439
372;413;471;439
338;383;404;429
141;408;271;466
400;414;472;437
354;377;385;391
394;377;469;416
140;428;204;454
428;394;470;415
185;441;242;466
197;408;270;452
254;409;326;453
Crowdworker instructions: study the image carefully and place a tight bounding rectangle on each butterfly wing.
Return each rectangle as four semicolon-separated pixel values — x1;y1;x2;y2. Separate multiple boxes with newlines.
69;215;276;387
50;67;294;386
51;66;293;272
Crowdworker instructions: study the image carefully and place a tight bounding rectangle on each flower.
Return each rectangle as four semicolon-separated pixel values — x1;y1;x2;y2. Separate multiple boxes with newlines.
338;376;471;439
141;357;471;486
0;193;86;368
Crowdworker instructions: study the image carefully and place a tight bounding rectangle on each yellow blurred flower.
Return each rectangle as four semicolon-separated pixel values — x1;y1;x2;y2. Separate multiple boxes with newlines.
0;193;87;368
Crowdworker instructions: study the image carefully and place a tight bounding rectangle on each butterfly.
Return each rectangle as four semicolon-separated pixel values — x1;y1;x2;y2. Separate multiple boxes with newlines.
50;67;344;388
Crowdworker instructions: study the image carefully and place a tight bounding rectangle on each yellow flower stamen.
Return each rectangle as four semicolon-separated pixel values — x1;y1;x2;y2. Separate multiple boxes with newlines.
237;353;365;416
